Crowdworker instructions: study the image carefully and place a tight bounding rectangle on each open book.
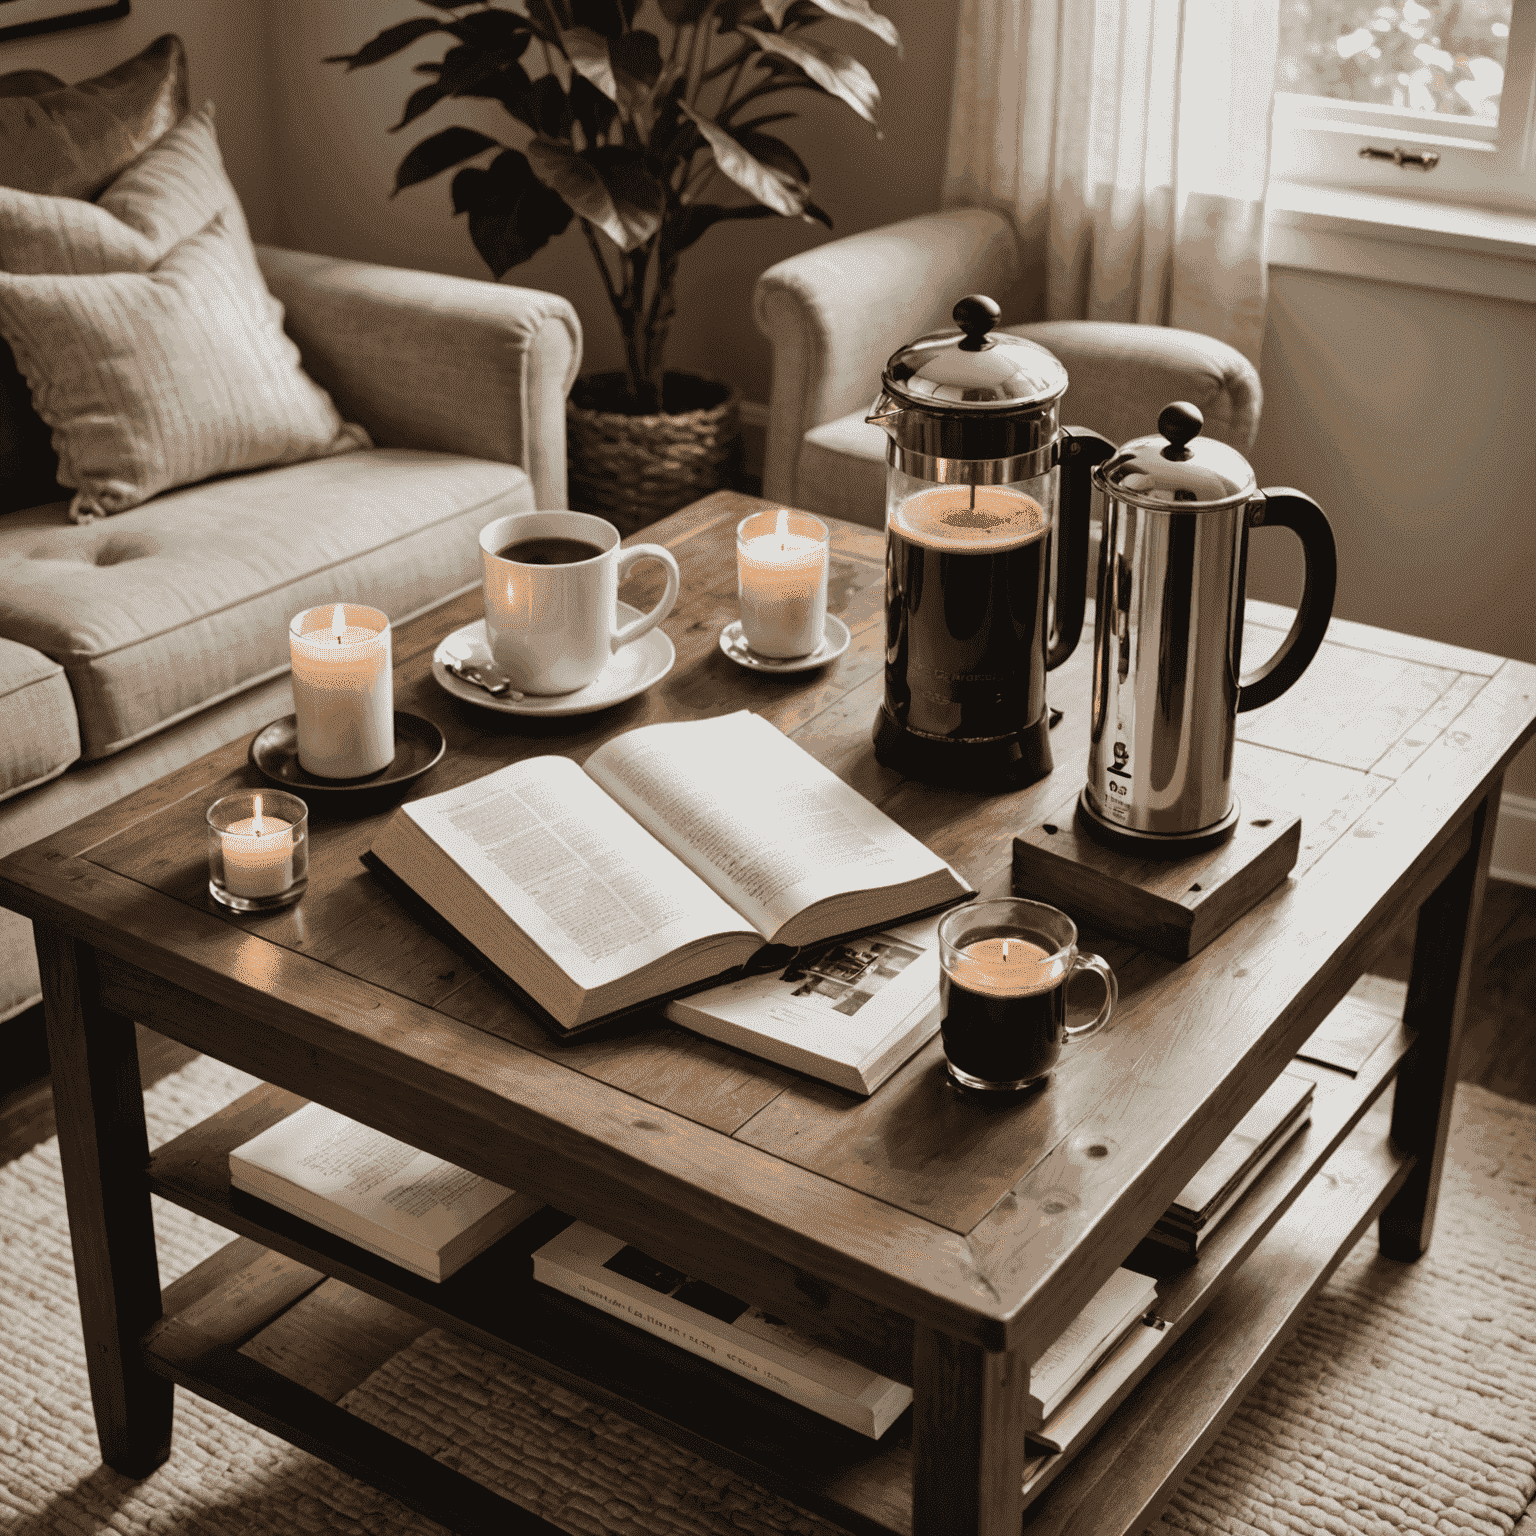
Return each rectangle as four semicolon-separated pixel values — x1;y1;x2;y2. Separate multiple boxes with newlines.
369;711;971;1032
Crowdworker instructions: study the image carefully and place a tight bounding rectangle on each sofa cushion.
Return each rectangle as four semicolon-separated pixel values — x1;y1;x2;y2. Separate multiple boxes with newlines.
0;35;189;516
0;34;188;200
0;104;253;277
799;412;888;529
0;212;371;523
0;636;80;802
0;448;531;758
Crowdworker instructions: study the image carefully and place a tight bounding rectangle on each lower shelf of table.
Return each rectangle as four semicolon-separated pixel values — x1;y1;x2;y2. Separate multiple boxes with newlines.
143;1023;1414;1536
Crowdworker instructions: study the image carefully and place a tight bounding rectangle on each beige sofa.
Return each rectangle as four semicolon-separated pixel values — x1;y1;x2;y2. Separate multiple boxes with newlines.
753;207;1263;528
0;247;581;1028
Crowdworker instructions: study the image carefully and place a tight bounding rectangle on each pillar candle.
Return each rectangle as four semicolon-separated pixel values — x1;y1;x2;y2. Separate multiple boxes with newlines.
289;603;394;778
737;509;830;658
219;793;295;899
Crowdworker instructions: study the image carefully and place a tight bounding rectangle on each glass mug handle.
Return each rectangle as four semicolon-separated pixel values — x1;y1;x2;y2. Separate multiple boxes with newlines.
1062;951;1117;1042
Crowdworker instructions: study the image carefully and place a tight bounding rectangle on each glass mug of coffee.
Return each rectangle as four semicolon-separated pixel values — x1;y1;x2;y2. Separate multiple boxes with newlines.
937;898;1116;1092
479;512;680;694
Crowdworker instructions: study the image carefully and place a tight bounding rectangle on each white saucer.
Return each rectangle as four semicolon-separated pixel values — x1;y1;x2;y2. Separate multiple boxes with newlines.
432;609;675;716
718;614;851;673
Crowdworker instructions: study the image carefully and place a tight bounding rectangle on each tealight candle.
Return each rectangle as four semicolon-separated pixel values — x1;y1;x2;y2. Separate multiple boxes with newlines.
736;509;830;658
207;790;309;911
288;603;394;779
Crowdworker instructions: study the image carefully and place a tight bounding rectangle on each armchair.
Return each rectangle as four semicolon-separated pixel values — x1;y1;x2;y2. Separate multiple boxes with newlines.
753;208;1261;527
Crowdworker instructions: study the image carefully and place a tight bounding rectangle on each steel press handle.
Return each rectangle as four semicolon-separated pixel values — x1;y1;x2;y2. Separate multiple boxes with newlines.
1049;427;1116;670
1237;489;1337;712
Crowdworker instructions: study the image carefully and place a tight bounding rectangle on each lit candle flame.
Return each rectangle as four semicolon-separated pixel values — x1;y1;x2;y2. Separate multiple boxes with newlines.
776;508;789;552
332;603;345;644
253;793;264;835
1003;937;1012;961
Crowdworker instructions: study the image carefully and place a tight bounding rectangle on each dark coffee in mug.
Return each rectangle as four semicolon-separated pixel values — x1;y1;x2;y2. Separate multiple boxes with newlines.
938;932;1066;1088
885;486;1051;740
495;536;606;565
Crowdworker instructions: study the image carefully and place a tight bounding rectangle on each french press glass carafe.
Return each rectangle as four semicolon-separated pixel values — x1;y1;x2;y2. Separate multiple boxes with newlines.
865;296;1113;788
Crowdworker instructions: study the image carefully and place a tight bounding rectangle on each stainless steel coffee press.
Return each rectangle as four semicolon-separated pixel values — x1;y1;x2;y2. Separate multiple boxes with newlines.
865;296;1115;788
1079;402;1337;853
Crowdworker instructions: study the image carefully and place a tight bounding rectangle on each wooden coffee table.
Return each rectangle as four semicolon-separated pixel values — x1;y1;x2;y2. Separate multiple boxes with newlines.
4;492;1533;1536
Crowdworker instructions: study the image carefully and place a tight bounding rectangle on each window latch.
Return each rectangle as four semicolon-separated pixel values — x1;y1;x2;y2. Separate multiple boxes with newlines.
1358;145;1440;171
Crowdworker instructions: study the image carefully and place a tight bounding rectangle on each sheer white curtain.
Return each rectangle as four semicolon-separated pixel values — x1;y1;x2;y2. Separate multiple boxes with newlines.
944;0;1279;365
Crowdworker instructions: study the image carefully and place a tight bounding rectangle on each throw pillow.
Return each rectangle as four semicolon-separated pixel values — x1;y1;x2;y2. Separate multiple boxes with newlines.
0;212;370;522
0;103;257;275
0;33;188;199
0;33;189;513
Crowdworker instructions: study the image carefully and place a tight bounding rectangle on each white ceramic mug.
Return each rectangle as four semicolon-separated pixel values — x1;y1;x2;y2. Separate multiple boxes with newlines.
479;511;680;694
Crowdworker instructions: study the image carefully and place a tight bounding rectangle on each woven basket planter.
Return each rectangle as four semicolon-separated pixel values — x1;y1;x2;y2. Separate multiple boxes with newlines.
566;371;742;535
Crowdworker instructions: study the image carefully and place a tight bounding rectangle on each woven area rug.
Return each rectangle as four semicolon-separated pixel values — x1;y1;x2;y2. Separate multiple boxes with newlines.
1;1054;1533;1536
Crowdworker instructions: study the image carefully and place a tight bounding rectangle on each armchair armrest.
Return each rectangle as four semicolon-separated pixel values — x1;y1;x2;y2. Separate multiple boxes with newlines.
753;208;1021;503
256;247;582;510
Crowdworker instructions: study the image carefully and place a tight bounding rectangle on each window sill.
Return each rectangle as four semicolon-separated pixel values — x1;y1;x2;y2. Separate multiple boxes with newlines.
1266;182;1536;304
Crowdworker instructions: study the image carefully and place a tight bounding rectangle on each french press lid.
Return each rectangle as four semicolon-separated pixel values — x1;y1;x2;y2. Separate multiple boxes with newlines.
1093;402;1256;510
867;296;1069;483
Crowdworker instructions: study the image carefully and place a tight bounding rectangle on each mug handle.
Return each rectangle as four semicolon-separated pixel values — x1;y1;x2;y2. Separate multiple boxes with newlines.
1063;951;1117;1042
612;544;681;651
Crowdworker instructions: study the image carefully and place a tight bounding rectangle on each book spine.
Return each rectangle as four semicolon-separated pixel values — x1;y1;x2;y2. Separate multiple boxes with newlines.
533;1255;877;1437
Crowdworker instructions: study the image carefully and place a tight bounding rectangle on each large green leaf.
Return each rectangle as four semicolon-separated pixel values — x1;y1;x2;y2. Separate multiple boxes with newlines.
447;9;535;56
734;126;809;187
570;73;618;141
325;16;445;71
393;126;500;194
525;137;662;250
739;25;879;124
389;81;450;131
667;199;776;255
761;0;898;49
561;27;617;101
610;30;663;88
451;150;574;277
570;0;631;37
434;43;506;98
677;102;802;216
525;0;566;43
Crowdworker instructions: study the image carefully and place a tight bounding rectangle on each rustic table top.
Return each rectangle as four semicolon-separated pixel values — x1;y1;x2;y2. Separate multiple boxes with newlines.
4;490;1533;1369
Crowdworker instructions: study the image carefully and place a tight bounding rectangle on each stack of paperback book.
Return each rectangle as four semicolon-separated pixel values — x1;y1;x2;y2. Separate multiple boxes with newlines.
1137;1070;1315;1267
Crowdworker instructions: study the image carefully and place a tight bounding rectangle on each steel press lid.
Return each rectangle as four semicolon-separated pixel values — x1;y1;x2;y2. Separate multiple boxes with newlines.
1095;401;1256;508
882;295;1069;411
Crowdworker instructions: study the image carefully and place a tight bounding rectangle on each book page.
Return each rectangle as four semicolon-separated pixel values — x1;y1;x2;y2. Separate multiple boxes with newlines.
401;756;756;986
584;712;953;940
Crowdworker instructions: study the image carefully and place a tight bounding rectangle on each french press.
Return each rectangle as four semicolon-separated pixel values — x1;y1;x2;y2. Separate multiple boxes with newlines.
1080;401;1338;853
866;296;1113;788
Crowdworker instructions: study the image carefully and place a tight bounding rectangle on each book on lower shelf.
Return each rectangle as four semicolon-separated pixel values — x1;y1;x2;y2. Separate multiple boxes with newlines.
663;915;942;1094
531;1221;913;1439
1138;1071;1316;1264
229;1103;542;1283
368;710;971;1034
1023;1267;1160;1435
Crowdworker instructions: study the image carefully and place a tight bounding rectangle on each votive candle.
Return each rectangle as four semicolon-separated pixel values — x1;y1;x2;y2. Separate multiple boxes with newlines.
737;509;830;658
207;789;309;911
289;603;394;778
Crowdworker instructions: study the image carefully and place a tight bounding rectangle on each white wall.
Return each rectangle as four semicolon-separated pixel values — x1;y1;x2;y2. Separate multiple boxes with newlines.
0;0;279;241
1245;267;1536;811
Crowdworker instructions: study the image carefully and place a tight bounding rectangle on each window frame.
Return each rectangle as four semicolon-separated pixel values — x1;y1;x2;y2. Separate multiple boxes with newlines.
1269;0;1536;215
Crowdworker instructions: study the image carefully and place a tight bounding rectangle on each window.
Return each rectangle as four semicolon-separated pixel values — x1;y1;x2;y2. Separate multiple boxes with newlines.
1270;0;1536;213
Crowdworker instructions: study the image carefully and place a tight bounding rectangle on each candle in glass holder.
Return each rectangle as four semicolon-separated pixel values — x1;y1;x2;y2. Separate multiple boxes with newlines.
737;509;830;658
207;789;309;911
288;603;393;778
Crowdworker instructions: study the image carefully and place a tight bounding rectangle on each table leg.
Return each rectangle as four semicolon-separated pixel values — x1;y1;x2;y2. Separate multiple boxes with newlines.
1378;786;1500;1262
37;925;172;1475
912;1326;1029;1536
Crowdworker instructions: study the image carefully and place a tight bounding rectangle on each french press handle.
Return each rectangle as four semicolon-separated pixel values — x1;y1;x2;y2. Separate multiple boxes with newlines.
1049;426;1116;669
1237;489;1337;711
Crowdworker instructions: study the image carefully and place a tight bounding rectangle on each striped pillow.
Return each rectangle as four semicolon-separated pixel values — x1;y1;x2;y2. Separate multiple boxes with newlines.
0;211;369;522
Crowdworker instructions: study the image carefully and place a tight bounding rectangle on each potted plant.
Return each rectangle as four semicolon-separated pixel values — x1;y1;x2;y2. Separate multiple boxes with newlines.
331;0;899;530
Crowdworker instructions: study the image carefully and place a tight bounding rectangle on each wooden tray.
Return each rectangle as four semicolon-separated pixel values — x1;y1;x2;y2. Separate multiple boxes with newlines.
1012;788;1301;961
